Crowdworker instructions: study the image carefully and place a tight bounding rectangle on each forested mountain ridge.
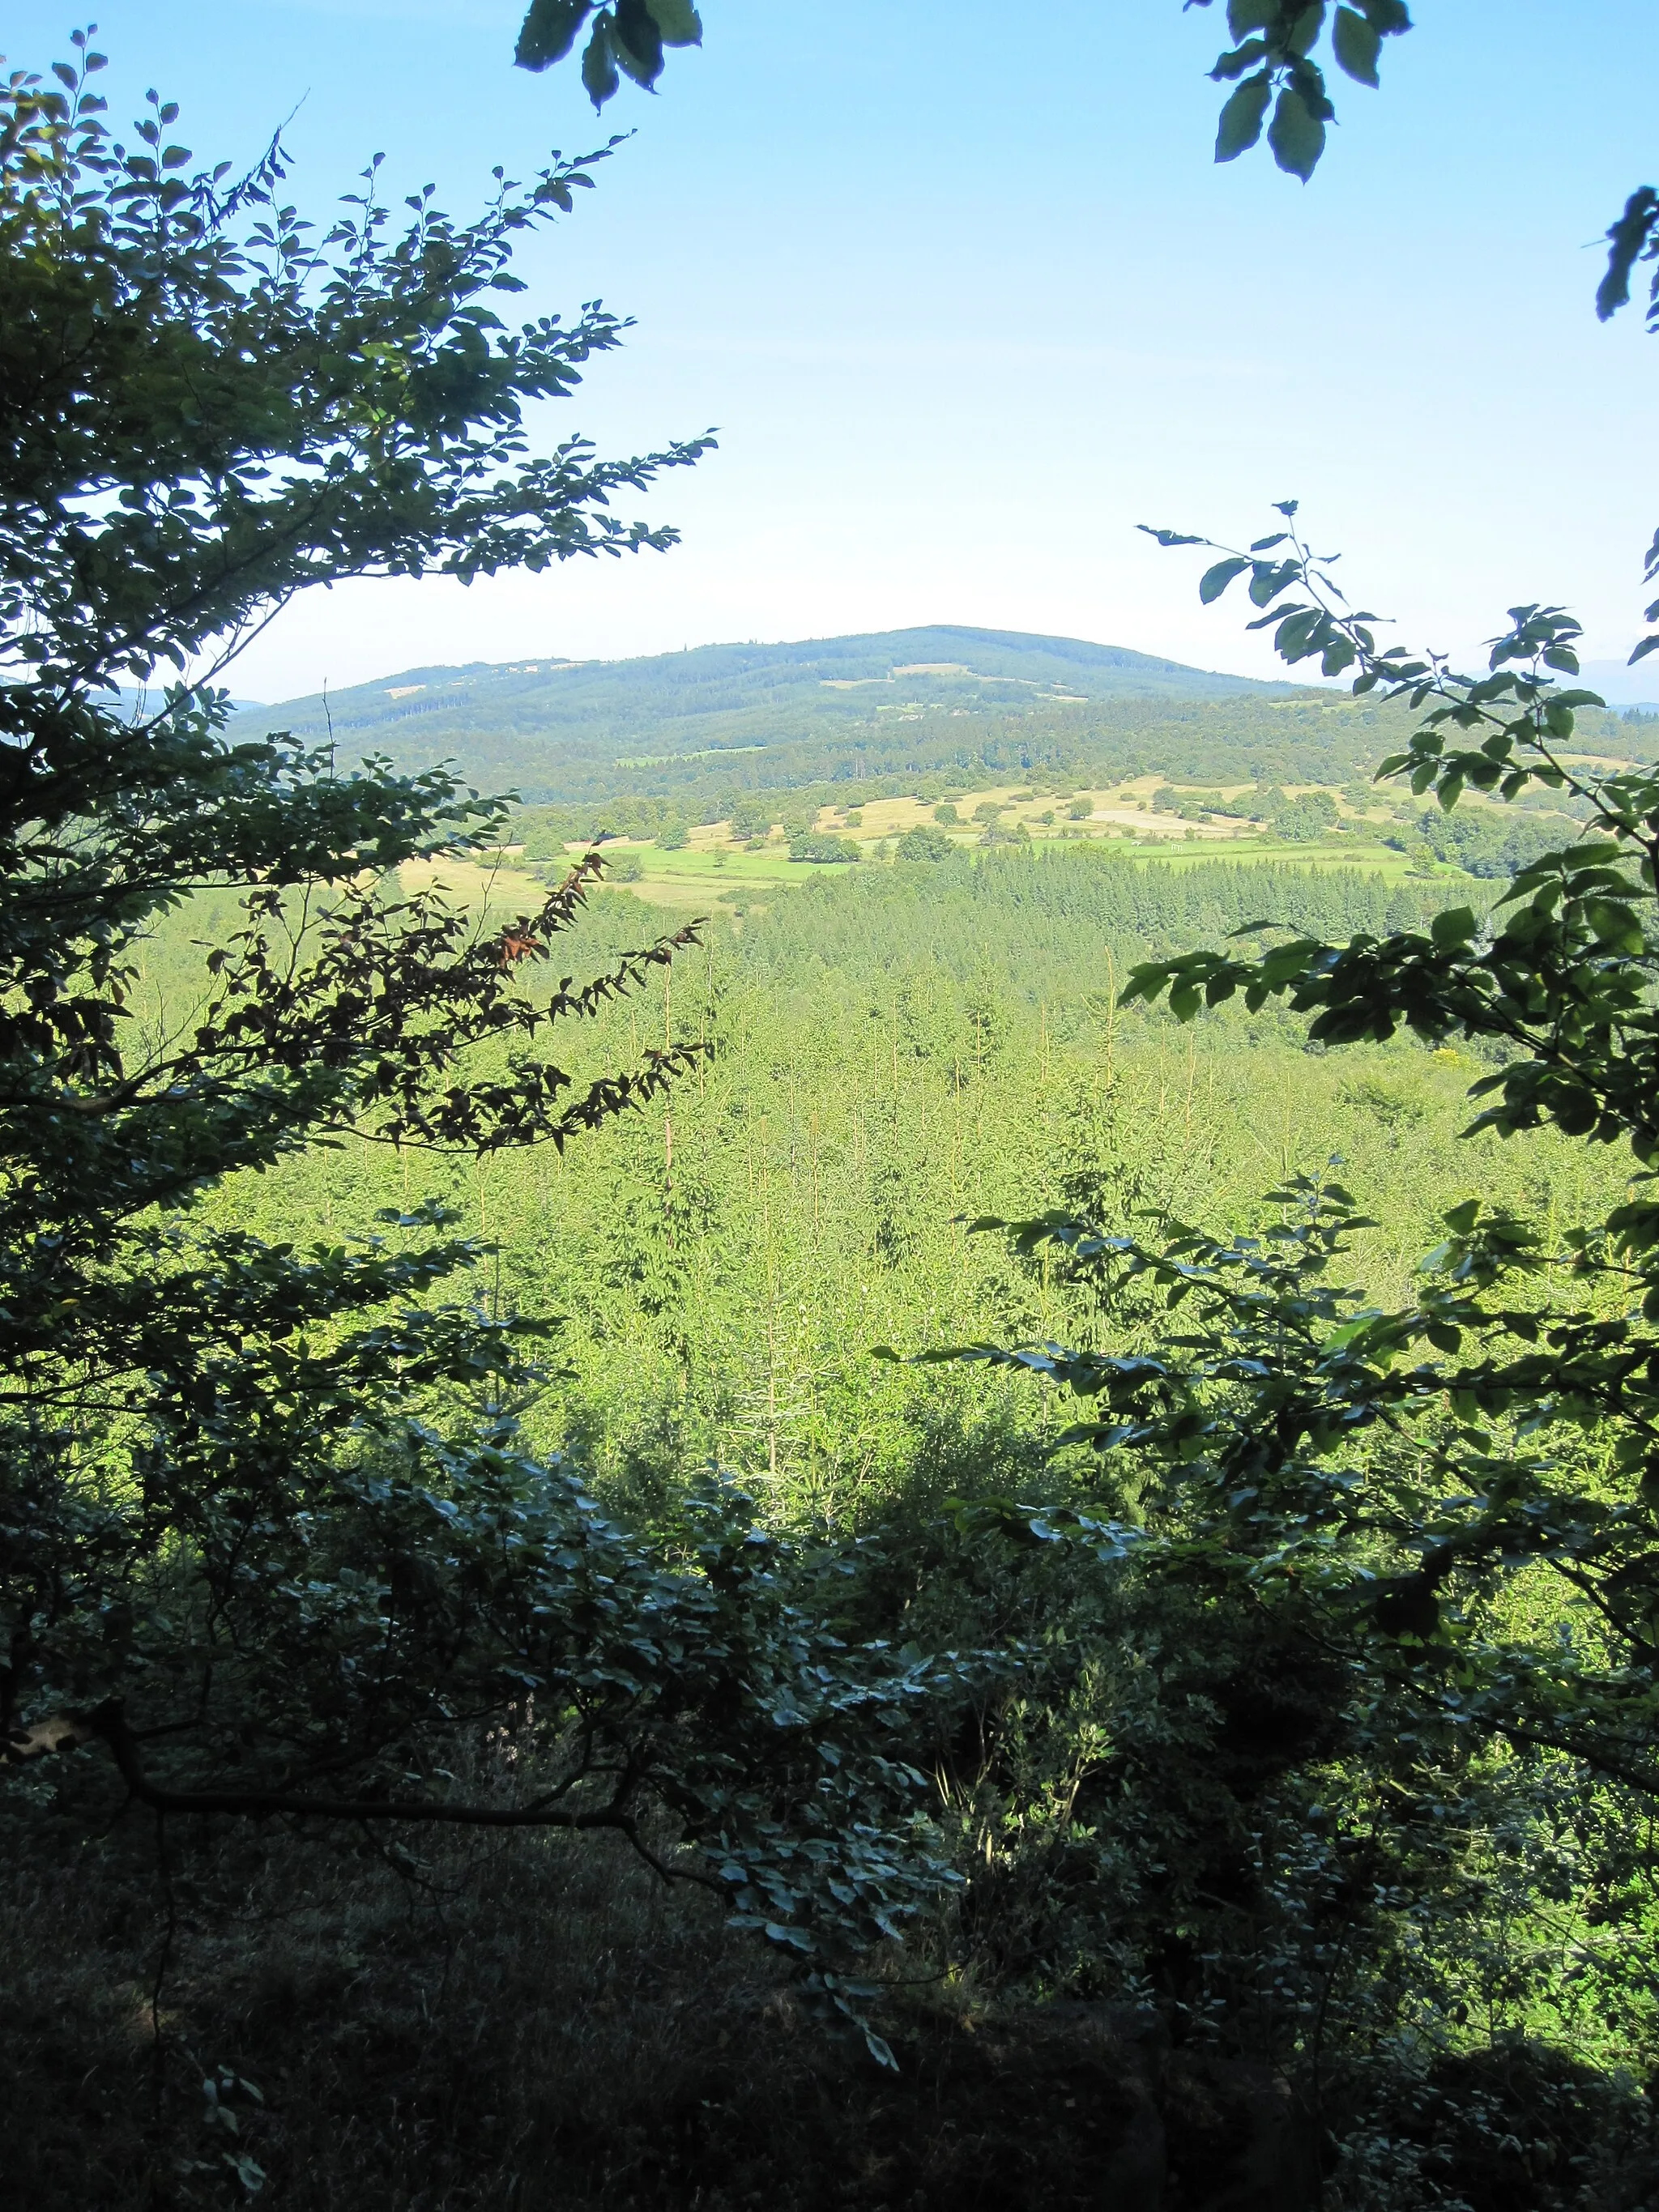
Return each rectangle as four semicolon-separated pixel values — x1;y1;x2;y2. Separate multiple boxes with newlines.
232;624;1656;808
230;623;1332;801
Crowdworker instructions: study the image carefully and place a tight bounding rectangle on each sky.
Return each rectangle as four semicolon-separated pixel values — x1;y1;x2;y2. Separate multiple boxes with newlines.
11;1;1659;701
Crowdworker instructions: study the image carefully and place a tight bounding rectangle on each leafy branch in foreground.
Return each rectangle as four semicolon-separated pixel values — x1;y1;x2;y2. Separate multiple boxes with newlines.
509;0;1406;164
515;0;702;104
0;38;971;2040
1188;0;1411;180
505;0;1659;391
1131;507;1657;1167
910;508;1659;1801
933;1167;1659;1799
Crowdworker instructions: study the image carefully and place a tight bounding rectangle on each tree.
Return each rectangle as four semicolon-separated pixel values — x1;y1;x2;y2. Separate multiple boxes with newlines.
504;0;1659;2138
0;38;972;2022
887;532;1659;2134
894;824;960;862
789;828;862;863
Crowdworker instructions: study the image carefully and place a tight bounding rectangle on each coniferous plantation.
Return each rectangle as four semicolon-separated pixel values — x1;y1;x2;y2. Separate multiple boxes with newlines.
8;13;1659;2212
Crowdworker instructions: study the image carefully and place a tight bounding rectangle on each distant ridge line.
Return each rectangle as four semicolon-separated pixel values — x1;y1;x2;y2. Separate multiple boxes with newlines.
247;623;1281;709
227;623;1308;806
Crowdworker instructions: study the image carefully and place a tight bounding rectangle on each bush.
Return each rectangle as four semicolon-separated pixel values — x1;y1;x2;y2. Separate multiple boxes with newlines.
730;799;774;841
787;832;861;863
1269;789;1340;841
896;825;960;863
1397;803;1577;878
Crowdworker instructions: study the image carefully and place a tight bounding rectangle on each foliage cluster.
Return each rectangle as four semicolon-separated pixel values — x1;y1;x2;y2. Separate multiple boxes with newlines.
1392;800;1579;879
786;829;861;865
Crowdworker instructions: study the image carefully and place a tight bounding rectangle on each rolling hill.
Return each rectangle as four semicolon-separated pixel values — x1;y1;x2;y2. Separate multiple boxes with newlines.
229;624;1333;803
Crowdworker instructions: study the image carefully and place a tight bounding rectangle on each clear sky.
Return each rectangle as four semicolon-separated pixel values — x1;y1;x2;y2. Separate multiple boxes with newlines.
11;2;1659;700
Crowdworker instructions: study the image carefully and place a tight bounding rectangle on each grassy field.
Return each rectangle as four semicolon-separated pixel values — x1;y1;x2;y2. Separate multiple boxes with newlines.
608;836;1435;913
412;771;1455;913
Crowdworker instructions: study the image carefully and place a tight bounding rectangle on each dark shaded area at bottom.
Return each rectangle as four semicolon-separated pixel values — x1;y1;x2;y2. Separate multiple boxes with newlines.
8;1818;1657;2211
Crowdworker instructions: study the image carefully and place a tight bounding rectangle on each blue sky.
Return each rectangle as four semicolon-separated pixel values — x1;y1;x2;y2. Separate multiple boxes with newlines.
11;2;1659;699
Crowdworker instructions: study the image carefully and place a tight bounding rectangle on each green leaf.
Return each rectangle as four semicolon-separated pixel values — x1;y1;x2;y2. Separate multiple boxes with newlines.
612;0;666;84
1332;6;1381;84
1199;556;1250;603
581;19;621;104
1268;87;1326;179
1597;186;1659;322
1215;73;1273;163
1431;906;1478;948
1274;605;1324;658
1322;1317;1372;1351
764;1920;813;1953
514;0;593;70
1585;897;1643;949
1210;38;1269;83
1226;0;1276;36
646;0;702;42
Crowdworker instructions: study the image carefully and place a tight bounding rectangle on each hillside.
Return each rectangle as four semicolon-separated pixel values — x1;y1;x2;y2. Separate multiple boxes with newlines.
231;624;1343;802
237;624;1654;811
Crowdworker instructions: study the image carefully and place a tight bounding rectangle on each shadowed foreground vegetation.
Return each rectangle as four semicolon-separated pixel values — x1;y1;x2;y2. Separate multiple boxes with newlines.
15;1803;1653;2210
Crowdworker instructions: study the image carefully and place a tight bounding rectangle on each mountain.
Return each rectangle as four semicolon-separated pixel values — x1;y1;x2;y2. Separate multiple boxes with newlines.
229;625;1311;803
